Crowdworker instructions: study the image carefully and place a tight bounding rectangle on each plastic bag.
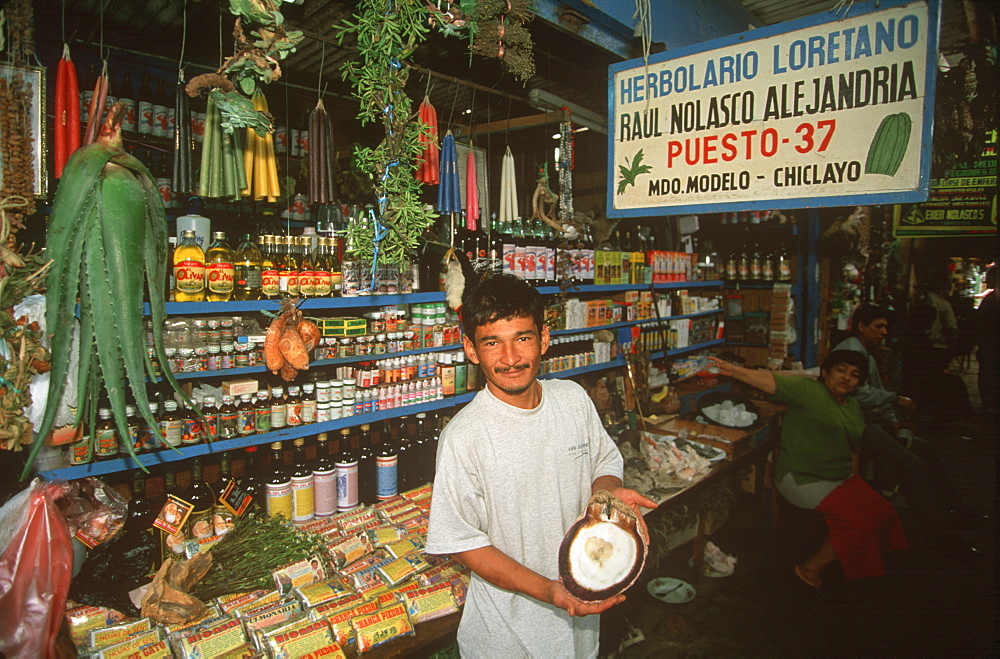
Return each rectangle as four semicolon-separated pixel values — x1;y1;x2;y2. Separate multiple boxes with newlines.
56;478;128;549
0;478;74;657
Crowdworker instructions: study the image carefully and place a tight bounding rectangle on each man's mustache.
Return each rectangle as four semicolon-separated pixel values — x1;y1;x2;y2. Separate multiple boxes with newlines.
494;363;530;374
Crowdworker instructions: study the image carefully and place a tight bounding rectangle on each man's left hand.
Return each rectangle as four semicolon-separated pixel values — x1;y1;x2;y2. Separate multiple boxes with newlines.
609;487;658;539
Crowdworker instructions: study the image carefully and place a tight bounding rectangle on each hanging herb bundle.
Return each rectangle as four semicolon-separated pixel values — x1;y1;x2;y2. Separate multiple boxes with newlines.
471;0;536;82
332;0;436;268
185;0;302;136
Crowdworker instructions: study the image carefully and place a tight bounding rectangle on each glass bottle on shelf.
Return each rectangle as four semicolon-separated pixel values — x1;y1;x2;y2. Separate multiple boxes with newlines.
241;446;264;512
260;235;280;299
285;385;302;427
291;438;315;523
182;457;216;542
213;452;236;535
218;394;239;439
761;240;775;281
237;394;256;435
94;407;118;460
375;429;398;501
233;233;263;301
356;424;374;505
255;390;272;433
749;242;762;281
180;401;202;447
327;237;342;296
313;238;332;297
266;442;292;520
313;433;337;517
336;428;359;511
298;236;316;298
777;240;793;282
159;400;183;449
270;385;287;429
159;465;185;564
200;395;219;442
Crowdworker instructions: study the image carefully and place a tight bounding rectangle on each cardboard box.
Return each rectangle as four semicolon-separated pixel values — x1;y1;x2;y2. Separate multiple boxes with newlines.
647;419;753;461
222;378;259;397
317;317;367;337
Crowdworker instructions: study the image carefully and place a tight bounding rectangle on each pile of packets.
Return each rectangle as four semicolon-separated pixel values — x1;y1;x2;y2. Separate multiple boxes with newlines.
65;484;471;658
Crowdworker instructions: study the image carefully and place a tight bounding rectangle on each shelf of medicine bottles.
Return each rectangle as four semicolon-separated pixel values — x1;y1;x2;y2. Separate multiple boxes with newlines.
164;343;463;381
36;392;478;481
548;309;724;337
534;280;724;295
151;292;449;316
539;338;726;381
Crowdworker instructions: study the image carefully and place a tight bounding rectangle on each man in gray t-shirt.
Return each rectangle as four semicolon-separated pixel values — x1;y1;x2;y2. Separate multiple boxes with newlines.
426;274;655;658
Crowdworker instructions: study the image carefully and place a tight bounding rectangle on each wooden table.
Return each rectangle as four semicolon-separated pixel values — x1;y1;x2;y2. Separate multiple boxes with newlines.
640;401;783;579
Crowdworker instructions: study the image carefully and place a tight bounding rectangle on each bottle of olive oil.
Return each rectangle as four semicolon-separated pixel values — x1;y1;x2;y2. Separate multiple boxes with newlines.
173;229;206;302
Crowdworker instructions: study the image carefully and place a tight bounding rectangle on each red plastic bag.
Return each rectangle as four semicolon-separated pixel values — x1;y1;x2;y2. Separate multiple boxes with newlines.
0;479;74;657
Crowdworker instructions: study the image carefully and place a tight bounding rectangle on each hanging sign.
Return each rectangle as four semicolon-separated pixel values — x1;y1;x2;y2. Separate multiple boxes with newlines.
607;0;940;218
893;130;997;236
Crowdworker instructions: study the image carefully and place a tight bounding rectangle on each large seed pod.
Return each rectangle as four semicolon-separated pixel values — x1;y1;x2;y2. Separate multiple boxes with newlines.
558;490;649;603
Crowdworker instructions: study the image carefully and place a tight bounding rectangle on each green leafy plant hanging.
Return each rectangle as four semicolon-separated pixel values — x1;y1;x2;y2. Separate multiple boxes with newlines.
186;0;303;133
333;0;436;267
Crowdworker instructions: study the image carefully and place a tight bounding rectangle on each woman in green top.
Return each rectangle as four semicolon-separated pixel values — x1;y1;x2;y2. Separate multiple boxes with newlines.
709;351;907;593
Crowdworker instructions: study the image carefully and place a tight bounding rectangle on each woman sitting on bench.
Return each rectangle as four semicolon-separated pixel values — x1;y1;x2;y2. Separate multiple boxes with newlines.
709;351;908;594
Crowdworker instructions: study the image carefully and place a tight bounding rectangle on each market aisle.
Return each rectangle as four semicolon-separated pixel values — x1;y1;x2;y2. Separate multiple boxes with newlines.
601;384;996;657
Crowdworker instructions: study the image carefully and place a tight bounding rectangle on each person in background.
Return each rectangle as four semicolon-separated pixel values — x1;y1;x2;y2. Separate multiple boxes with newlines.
710;352;907;596
835;306;971;537
974;265;997;412
426;274;656;657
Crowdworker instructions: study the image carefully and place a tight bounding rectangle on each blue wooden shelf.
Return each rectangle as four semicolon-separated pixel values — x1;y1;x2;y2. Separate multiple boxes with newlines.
164;344;463;381
37;392;477;481
549;309;723;337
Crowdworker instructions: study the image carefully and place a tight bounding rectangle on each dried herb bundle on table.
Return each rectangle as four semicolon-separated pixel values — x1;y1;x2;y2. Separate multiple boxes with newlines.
192;512;328;601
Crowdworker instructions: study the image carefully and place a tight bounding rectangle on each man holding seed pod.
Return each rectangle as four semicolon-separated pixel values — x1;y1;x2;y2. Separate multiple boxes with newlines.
427;274;656;658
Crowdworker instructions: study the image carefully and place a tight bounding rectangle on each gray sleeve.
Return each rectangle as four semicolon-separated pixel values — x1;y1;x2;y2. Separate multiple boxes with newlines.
426;425;492;556
852;382;898;413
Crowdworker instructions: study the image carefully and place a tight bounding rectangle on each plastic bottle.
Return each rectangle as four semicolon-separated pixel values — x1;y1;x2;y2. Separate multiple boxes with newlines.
173;229;206;302
159;401;183;449
233;233;263;301
205;231;235;302
175;198;211;249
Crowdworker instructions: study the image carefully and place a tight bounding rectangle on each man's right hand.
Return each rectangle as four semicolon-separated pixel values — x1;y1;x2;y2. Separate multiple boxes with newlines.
546;580;625;617
897;394;917;412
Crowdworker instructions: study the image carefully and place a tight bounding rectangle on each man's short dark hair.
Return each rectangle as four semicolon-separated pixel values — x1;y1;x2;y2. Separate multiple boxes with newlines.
820;349;869;381
461;274;545;339
851;305;890;333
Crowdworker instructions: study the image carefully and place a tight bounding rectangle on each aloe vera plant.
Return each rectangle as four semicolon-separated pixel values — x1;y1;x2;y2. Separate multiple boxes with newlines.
23;105;191;479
